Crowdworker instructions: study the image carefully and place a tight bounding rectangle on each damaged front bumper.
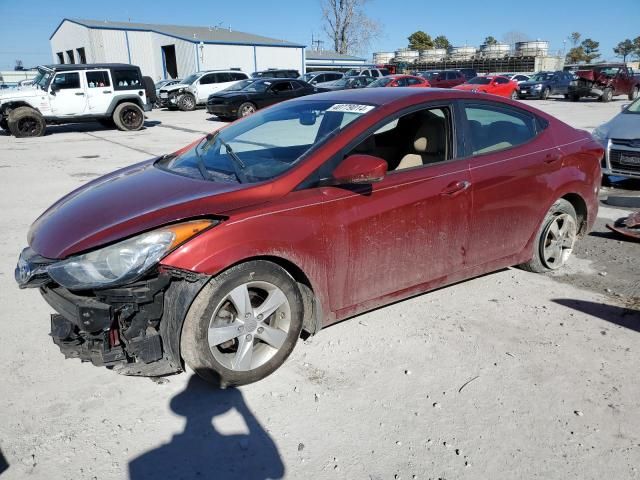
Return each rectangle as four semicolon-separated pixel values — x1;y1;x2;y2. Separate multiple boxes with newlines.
33;265;209;376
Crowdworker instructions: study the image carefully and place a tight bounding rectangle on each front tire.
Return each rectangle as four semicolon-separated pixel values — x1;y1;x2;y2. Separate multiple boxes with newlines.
599;88;613;102
7;107;46;137
518;199;578;273
181;260;304;387
510;89;518;100
629;86;639;101
238;102;257;118
113;102;144;131
177;93;196;111
541;87;551;100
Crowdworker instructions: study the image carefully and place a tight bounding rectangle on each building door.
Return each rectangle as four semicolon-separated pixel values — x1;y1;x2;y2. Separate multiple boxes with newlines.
161;45;178;79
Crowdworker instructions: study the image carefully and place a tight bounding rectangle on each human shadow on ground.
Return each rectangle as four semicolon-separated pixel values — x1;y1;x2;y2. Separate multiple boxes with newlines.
128;375;284;480
552;298;640;333
0;447;8;475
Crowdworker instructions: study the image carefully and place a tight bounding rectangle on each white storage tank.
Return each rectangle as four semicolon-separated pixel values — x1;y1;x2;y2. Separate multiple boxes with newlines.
449;45;476;59
515;40;549;57
479;43;510;58
394;48;420;63
373;52;395;64
419;48;447;62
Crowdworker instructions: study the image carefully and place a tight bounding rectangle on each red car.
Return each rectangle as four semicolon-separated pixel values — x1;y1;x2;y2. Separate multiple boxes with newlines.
368;74;431;88
15;89;602;386
454;75;519;99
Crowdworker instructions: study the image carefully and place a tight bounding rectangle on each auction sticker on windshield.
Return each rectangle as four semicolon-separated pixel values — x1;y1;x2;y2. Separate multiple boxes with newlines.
327;104;375;114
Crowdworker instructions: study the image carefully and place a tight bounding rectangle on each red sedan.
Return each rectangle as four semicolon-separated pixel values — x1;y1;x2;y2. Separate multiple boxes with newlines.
367;74;431;88
453;75;519;99
16;88;602;386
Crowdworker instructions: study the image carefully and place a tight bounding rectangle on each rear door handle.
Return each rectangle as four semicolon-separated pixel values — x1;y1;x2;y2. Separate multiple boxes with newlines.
440;180;471;197
103;90;112;94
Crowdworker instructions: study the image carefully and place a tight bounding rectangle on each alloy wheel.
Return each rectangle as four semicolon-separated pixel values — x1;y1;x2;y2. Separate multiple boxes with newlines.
207;281;291;371
17;117;39;136
121;107;142;129
541;213;577;269
240;104;256;117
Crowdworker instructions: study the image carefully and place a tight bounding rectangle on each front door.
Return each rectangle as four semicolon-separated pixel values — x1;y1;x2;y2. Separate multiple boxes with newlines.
85;70;113;114
321;104;471;311
49;71;87;116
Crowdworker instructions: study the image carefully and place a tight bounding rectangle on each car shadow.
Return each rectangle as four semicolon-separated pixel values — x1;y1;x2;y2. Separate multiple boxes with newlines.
43;121;161;136
128;374;285;480
0;447;8;475
552;298;640;333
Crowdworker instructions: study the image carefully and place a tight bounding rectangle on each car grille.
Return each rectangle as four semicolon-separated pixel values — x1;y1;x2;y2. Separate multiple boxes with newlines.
611;138;640;148
610;148;640;173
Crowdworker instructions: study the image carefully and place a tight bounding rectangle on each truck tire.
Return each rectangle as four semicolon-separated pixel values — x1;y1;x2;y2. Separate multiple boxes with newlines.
599;88;613;102
177;93;196;111
113;102;145;131
629;86;639;101
7;106;46;137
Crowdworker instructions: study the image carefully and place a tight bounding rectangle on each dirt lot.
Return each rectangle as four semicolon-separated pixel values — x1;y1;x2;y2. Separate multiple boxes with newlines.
0;96;638;480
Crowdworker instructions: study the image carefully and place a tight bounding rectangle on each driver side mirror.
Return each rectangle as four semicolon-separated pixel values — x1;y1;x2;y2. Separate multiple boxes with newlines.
50;83;60;95
332;154;387;185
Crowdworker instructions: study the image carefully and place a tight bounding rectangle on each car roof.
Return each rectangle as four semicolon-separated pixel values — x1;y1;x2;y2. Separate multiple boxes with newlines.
42;63;140;71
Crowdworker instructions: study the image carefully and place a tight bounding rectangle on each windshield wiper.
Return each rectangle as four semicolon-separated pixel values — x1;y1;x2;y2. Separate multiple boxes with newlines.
218;137;246;169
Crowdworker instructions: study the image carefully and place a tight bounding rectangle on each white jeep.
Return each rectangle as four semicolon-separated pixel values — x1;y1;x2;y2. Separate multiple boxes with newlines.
158;70;249;111
0;63;153;138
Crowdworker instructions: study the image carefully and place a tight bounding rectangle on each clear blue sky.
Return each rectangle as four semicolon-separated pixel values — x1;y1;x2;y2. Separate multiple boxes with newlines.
0;0;637;70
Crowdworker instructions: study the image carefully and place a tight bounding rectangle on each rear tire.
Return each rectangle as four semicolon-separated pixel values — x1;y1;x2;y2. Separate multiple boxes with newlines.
177;93;196;111
181;260;304;387
518;199;578;273
7;106;46;137
629;86;639;101
599;88;613;102
113;102;144;131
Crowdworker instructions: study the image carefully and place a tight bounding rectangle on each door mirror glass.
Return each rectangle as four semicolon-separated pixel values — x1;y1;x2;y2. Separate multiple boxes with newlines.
332;154;387;185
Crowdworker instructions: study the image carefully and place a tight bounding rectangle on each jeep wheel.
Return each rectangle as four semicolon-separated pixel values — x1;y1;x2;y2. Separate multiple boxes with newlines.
7;107;46;137
177;93;196;111
541;87;551;100
629;86;639;101
113;102;144;131
599;88;613;103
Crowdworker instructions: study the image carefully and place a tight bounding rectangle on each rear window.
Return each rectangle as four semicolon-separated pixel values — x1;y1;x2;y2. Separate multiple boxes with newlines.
112;69;142;90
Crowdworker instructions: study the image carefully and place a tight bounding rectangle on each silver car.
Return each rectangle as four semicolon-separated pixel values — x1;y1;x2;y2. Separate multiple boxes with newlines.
592;98;640;180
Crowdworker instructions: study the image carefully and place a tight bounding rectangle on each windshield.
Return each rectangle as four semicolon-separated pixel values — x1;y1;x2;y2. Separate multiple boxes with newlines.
624;97;640;114
467;77;491;85
33;67;53;89
530;73;553;81
156;100;375;183
368;77;393;87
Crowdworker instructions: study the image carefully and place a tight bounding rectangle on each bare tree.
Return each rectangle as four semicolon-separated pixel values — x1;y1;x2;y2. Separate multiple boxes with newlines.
321;0;382;55
501;30;529;53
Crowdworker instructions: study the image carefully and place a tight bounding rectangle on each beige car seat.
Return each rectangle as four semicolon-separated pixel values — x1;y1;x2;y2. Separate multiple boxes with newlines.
396;118;446;170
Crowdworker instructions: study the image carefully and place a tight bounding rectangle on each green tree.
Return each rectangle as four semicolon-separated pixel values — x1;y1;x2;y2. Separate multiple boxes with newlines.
581;38;600;63
408;31;434;50
566;46;585;64
570;32;581;47
433;35;451;50
614;39;635;62
484;36;498;45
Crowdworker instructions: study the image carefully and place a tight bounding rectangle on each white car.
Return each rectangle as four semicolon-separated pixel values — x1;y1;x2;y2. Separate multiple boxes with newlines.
0;63;152;137
158;70;249;111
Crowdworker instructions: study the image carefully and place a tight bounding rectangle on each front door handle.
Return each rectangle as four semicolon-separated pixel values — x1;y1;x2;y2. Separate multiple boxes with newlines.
440;180;471;197
75;92;85;96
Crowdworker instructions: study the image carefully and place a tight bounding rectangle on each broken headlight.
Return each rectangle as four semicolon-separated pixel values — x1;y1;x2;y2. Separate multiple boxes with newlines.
47;220;215;290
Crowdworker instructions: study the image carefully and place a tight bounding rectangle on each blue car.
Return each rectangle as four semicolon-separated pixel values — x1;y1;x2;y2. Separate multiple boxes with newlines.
518;71;574;100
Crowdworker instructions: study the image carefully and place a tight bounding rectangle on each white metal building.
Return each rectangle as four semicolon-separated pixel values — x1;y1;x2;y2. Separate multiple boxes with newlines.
50;18;306;81
305;50;367;71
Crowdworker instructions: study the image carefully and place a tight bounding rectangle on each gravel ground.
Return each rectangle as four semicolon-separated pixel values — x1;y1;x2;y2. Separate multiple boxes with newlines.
0;96;638;480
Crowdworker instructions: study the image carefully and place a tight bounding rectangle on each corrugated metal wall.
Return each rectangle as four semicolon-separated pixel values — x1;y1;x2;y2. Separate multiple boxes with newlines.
128;31;161;80
201;44;255;73
50;21;93;63
255;46;304;73
91;29;130;63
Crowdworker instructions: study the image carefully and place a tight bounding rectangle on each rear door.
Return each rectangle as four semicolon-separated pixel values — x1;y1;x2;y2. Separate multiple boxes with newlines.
49;71;87;116
85;70;113;115
493;77;511;96
461;101;559;266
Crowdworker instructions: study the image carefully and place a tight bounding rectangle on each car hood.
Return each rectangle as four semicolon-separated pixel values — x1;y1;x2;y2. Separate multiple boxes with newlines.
599;113;640;139
160;83;191;93
28;159;272;259
519;81;544;87
209;91;249;101
0;86;42;101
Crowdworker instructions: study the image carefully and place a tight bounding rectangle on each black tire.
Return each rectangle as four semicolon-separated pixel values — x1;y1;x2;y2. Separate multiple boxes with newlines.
510;90;518;100
238;102;257;118
569;93;580;102
518;199;578;273
98;118;115;129
7;106;46;138
629;86;639;101
181;260;304;387
563;94;569;99
599;88;613;103
113;102;144;131
0;118;8;131
216;116;233;122
177;93;196;111
541;87;551;100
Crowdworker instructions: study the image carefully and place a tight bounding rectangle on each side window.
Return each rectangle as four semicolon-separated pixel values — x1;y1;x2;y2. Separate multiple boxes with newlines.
464;104;538;156
495;77;509;84
445;72;457;80
199;74;215;85
86;71;110;88
314;74;326;83
271;81;293;92
329;73;342;81
371;70;380;78
395;77;408;87
112;69;141;90
216;73;232;83
292;81;306;90
406;77;421;86
347;106;453;172
231;72;247;81
52;72;80;90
